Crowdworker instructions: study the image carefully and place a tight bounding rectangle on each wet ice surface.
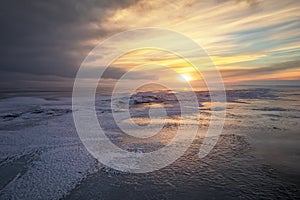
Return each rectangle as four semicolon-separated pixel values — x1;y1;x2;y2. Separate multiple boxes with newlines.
66;135;299;200
0;88;299;199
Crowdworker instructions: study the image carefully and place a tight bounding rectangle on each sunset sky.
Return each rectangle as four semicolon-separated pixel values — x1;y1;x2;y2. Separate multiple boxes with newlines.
0;0;299;90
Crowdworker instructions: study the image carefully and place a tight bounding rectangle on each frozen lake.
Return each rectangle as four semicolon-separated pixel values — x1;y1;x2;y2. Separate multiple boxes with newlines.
0;88;299;199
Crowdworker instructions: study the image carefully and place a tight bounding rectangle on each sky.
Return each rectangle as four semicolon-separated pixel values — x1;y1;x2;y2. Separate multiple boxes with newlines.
0;0;299;91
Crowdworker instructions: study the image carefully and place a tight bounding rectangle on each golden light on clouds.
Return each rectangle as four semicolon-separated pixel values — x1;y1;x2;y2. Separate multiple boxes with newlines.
1;0;299;90
87;0;300;86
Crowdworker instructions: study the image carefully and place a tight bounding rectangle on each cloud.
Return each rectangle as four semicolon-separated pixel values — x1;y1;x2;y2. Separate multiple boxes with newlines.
220;60;300;80
0;71;74;90
78;66;158;80
215;0;259;7
0;0;140;80
0;0;299;90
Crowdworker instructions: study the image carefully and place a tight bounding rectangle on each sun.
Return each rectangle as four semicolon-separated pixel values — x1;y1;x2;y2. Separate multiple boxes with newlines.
181;74;192;82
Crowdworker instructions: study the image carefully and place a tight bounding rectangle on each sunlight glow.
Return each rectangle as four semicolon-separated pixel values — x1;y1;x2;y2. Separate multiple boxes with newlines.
181;74;192;82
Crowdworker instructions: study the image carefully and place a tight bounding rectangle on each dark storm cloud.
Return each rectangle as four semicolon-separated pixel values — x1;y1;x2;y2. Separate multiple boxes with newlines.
0;0;140;88
79;66;157;80
0;66;157;90
102;67;157;80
